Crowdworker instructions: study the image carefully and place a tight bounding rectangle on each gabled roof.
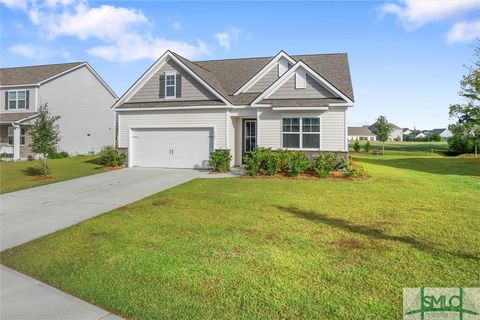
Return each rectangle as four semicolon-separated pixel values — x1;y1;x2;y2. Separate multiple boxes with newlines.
369;121;402;131
0;62;84;86
348;126;376;136
432;128;448;134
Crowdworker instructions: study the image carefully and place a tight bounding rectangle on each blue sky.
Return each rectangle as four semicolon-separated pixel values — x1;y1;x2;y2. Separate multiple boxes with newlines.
1;0;479;129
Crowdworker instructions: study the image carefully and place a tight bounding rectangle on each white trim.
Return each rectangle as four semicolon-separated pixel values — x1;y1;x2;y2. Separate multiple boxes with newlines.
164;71;177;99
0;84;39;88
34;87;39;110
225;109;230;150
272;107;329;111
233;51;296;95
116;105;228;111
281;116;321;150
112;51;230;110
251;61;354;106
295;69;307;89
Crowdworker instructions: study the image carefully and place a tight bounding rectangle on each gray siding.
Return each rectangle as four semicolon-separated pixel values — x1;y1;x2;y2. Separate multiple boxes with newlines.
269;73;335;99
129;59;217;103
247;66;279;93
0;87;38;113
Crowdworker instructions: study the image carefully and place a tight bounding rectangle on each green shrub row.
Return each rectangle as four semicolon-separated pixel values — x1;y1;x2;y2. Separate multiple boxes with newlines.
243;148;363;177
209;149;232;172
99;146;125;167
48;151;69;159
352;140;372;153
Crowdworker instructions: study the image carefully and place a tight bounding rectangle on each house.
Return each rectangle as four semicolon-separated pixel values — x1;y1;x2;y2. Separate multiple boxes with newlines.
0;62;117;159
113;50;354;168
432;128;452;140
415;132;427;139
403;128;412;136
348;127;376;141
368;121;403;141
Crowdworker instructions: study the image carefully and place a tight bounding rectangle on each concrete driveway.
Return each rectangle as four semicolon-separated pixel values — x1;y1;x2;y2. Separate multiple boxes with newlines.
1;167;206;251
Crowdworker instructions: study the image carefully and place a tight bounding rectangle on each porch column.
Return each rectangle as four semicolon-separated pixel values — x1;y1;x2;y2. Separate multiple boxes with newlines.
13;125;21;160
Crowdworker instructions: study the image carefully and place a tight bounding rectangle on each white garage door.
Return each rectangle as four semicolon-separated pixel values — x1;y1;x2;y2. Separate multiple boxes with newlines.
130;127;213;168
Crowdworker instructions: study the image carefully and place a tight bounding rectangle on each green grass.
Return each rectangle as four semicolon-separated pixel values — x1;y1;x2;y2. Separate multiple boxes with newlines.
1;151;479;319
0;155;113;194
349;141;449;153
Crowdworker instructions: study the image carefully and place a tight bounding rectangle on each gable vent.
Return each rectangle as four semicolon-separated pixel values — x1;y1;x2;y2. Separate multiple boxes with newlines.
278;59;289;76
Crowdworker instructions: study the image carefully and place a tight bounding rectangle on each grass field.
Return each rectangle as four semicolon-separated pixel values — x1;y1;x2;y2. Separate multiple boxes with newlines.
0;156;113;194
349;141;449;153
1;150;479;319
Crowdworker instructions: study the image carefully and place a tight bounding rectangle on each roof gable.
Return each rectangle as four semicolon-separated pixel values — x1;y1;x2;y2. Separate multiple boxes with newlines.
0;62;85;86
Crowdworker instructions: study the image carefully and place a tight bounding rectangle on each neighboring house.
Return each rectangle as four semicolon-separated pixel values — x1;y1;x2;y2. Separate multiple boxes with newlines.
369;121;403;141
0;62;117;159
432;128;452;140
403;128;412;136
113;50;354;168
416;132;427;139
348;126;376;141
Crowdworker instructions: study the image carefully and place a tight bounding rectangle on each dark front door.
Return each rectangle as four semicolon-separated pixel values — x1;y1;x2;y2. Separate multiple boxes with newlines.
242;119;257;159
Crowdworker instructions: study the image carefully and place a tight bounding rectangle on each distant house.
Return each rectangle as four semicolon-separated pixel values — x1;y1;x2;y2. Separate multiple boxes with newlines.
416;132;427;139
348;127;376;141
432;128;452;140
369;122;403;141
403;128;412;136
0;62;117;160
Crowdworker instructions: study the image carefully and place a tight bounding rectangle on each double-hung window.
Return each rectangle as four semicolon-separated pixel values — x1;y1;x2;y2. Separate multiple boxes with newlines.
165;73;176;98
282;117;320;149
8;90;26;110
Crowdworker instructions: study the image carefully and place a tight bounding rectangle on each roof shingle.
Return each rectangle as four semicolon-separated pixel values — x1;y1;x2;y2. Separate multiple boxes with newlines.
0;62;84;86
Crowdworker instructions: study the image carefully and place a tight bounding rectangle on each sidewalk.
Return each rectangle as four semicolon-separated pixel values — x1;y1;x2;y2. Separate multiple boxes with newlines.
1;265;124;320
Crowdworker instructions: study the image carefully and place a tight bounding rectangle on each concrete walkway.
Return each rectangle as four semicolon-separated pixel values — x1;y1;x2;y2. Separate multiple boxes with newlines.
0;167;214;320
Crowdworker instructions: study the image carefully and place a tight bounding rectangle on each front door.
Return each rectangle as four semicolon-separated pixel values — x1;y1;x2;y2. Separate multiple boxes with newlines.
242;119;257;159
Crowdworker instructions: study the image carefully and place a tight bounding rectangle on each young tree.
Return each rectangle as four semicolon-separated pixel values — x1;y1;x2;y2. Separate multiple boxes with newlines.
29;104;61;175
449;40;480;157
374;115;393;155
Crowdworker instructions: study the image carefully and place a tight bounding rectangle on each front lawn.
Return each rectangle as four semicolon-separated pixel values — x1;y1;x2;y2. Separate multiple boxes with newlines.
0;156;116;194
1;153;479;319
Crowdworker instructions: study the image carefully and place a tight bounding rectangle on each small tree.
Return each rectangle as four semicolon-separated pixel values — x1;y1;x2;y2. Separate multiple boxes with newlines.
374;115;393;155
29;104;61;175
353;140;360;152
364;141;372;153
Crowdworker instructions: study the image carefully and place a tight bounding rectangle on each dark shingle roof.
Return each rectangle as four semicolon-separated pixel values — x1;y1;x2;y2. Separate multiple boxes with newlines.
369;121;401;132
348;127;375;136
0;62;84;86
0;112;38;122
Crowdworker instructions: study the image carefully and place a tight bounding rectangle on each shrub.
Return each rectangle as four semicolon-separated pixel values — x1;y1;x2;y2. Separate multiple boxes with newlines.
209;149;232;172
243;148;281;176
311;152;348;177
99;146;125;167
48;151;69;159
364;141;372;153
448;134;473;154
345;161;366;178
280;150;310;176
353;140;361;152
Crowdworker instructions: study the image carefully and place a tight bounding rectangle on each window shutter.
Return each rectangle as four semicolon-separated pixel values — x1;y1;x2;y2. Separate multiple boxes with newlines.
5;91;8;110
159;75;165;98
176;74;182;98
26;90;30;110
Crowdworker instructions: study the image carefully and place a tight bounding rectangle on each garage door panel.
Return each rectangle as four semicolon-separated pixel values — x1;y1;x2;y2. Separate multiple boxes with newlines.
131;128;213;168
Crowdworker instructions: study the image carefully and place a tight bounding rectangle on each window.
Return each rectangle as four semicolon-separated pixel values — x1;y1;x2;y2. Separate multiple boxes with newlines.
282;117;320;149
7;127;26;145
165;73;176;98
7;90;26;109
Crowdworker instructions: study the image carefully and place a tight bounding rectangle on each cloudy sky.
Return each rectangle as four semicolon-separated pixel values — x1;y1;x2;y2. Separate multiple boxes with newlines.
1;0;478;129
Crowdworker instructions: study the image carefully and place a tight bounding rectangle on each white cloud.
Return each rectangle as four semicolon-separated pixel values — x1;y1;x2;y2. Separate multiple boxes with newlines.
447;20;480;44
0;0;28;10
378;0;479;29
173;21;181;30
4;0;210;62
214;27;241;51
8;44;37;58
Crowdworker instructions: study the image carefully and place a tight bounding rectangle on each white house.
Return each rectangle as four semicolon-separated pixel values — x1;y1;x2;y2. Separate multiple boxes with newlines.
113;50;354;168
348;127;376;141
432;128;452;140
0;62;117;159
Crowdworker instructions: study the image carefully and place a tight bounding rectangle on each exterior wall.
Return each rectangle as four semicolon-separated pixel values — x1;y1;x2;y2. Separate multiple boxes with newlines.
257;106;347;152
129;59;217;103
390;128;403;141
0;125;34;158
228;115;236;165
0;87;38;113
269;74;335;99
117;108;228;150
247;66;279;93
232;117;242;165
39;66;116;154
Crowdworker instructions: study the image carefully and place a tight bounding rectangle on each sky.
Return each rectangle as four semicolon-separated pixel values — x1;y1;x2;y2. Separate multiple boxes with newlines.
1;0;479;129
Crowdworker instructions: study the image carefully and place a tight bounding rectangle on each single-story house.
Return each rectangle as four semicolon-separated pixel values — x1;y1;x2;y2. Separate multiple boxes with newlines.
0;62;117;160
113;50;354;168
348;126;376;141
369;122;403;141
432;128;452;140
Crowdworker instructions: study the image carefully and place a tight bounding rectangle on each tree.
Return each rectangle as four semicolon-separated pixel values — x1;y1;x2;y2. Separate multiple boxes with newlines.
374;115;393;155
449;40;480;157
29;104;61;175
353;140;360;152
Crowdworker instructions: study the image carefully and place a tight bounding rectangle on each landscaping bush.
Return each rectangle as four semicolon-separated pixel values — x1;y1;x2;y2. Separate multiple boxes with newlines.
448;134;473;154
48;151;69;159
280;150;310;176
364;141;372;153
99;146;125;167
209;149;232;172
345;161;366;178
243;148;281;176
353;140;361;152
311;152;348;177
